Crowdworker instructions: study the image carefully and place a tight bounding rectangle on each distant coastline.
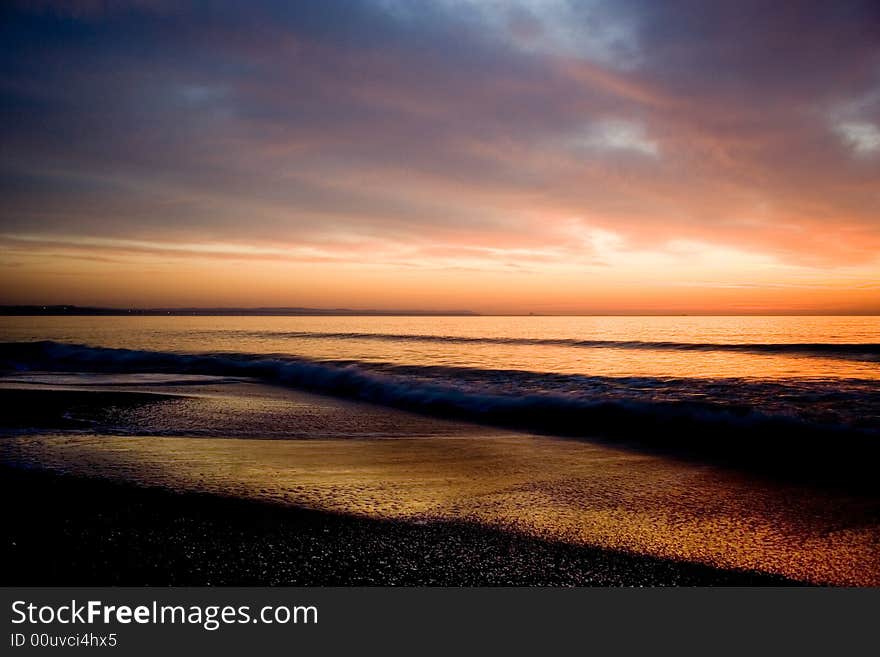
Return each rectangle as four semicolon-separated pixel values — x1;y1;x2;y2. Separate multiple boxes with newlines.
0;305;481;317
1;306;878;317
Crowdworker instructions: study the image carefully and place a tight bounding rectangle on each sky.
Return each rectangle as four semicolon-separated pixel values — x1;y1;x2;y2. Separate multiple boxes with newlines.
1;0;879;314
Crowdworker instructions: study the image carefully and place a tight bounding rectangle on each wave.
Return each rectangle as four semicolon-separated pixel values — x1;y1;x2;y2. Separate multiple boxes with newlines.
2;340;878;451
221;330;880;361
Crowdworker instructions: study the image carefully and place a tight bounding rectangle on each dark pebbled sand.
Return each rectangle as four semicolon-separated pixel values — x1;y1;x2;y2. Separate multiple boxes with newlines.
1;466;799;586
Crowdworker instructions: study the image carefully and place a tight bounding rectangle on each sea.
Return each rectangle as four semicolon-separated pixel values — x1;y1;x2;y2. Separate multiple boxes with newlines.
0;314;877;439
1;315;878;584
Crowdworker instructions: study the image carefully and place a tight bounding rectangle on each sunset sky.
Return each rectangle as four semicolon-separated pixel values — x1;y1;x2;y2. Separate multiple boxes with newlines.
1;1;879;314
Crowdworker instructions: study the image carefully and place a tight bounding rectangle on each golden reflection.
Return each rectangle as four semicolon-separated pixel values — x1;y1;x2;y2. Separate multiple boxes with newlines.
3;432;877;586
0;315;878;380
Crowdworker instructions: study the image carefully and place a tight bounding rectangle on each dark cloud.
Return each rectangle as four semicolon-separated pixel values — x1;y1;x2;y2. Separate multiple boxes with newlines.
1;0;878;269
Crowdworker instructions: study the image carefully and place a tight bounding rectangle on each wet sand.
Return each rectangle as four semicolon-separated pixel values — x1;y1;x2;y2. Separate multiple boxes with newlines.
1;465;793;586
1;381;879;585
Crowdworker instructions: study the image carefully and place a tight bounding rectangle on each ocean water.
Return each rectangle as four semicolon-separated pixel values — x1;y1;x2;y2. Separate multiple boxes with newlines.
0;315;877;442
2;315;879;584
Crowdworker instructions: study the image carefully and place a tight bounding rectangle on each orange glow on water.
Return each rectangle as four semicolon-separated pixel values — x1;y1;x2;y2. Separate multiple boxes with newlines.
1;315;877;380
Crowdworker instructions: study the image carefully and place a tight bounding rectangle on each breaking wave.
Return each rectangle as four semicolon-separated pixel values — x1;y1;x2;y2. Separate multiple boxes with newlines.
2;341;878;459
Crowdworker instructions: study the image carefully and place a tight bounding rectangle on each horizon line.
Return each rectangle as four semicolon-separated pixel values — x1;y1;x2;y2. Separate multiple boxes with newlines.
1;305;879;318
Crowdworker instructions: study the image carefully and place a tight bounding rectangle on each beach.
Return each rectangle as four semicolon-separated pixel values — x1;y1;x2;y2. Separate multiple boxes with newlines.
3;465;794;586
2;372;879;586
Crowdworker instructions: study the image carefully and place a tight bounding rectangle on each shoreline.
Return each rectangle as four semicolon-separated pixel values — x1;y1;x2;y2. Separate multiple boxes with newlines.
1;465;799;586
2;380;879;586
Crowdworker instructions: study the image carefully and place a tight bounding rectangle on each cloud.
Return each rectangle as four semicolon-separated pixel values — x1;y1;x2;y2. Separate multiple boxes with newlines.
380;0;641;67
0;0;879;309
834;121;880;155
572;120;659;157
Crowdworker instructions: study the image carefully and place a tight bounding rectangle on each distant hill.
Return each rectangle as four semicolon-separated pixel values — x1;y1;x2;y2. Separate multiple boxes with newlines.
0;305;480;317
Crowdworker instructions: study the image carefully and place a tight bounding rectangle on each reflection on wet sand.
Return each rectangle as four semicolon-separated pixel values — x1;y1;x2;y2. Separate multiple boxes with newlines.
3;428;878;586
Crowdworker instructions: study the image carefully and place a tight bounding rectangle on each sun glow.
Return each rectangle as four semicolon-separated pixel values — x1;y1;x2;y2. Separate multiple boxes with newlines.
1;1;878;313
